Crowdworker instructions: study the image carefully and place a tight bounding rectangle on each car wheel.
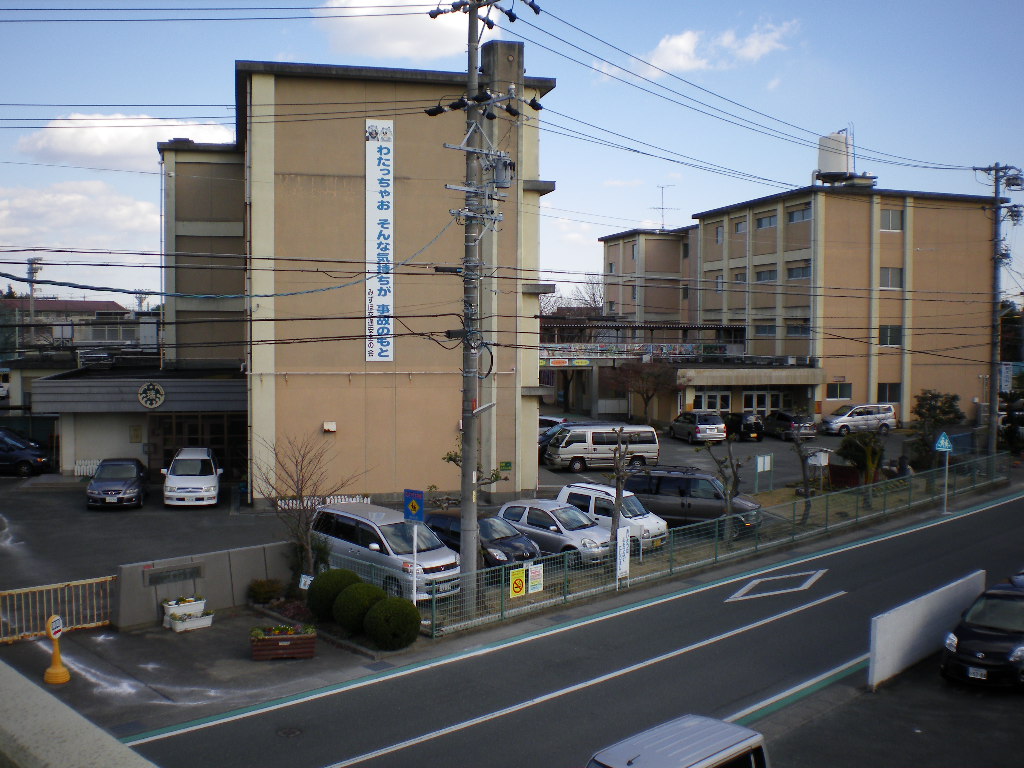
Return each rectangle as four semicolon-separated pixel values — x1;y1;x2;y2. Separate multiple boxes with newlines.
627;456;644;468
568;457;586;473
687;431;696;445
14;461;34;478
668;426;677;440
878;424;890;436
383;576;403;598
838;425;850;437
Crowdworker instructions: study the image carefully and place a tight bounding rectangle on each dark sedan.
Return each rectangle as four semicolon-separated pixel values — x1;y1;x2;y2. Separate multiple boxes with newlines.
941;581;1024;686
425;511;541;567
86;458;148;509
723;412;765;442
763;410;816;440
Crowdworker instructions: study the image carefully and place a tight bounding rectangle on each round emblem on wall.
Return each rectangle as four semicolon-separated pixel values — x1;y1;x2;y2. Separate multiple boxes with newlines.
137;381;166;409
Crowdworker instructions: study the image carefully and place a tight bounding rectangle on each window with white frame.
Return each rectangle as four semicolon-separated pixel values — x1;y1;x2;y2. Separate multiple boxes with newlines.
787;206;812;223
880;267;903;288
755;268;778;282
877;383;901;402
756;214;778;229
880;209;904;231
879;325;903;346
826;382;853;399
693;390;731;411
787;264;811;279
631;242;638;259
607;300;616;313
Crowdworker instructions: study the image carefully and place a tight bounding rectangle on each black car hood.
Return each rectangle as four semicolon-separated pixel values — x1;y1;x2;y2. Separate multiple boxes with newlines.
488;535;539;556
88;479;139;493
953;621;1024;655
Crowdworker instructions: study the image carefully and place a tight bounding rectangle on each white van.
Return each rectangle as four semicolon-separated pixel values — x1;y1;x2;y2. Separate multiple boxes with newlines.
586;715;770;768
556;482;668;553
162;447;223;507
819;403;897;436
544;425;660;473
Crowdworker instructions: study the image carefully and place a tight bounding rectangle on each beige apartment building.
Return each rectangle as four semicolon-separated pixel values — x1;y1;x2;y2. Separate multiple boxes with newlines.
159;43;555;503
595;179;994;424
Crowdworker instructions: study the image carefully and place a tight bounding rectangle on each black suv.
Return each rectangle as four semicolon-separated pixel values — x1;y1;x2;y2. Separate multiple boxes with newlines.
622;467;761;535
722;412;765;442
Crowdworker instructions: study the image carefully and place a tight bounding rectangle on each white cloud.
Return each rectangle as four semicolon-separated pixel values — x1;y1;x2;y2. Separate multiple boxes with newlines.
16;115;233;172
314;0;494;61
714;21;797;63
647;31;709;73
0;181;160;298
766;77;782;91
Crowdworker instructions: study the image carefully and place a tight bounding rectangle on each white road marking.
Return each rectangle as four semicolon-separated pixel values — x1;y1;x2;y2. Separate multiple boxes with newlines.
726;569;828;602
325;591;846;767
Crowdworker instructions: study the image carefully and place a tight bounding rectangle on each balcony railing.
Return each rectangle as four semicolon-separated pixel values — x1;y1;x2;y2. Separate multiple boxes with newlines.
539;343;817;366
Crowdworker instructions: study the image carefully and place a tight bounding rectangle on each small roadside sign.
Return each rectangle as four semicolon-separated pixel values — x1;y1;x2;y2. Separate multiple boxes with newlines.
935;432;953;453
403;488;424;522
46;615;63;640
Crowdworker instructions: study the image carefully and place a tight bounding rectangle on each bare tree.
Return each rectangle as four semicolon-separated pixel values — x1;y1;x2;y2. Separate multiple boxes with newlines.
567;273;604;309
539;290;564;316
250;433;367;578
701;437;749;540
790;433;817;524
607;360;682;424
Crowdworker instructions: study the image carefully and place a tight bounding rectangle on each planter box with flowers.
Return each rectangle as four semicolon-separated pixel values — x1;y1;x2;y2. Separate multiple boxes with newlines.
250;624;317;661
168;610;215;633
162;595;206;628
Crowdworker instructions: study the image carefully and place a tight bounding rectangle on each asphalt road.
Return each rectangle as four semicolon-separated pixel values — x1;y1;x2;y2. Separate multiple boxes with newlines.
117;492;1024;768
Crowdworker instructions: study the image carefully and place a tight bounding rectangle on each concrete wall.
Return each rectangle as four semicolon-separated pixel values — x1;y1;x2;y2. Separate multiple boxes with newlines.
113;542;292;630
868;570;985;690
0;662;158;768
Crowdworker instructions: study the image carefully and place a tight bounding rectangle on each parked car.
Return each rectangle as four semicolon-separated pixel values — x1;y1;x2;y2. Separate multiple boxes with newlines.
538;421;627;462
161;447;223;507
819;403;898;436
425;509;540;567
538;414;572;434
0;426;41;449
940;579;1024;686
544;424;659;473
313;501;460;602
722;412;765;442
763;410;817;440
555;482;668;553
86;458;147;510
0;431;50;477
622;467;761;535
498;498;611;565
668;410;726;443
586;714;769;768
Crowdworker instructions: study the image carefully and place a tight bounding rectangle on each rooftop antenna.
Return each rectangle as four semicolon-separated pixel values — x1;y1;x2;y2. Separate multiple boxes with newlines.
652;184;678;230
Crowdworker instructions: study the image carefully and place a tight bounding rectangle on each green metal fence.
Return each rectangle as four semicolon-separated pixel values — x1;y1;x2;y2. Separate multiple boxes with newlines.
421;453;1011;637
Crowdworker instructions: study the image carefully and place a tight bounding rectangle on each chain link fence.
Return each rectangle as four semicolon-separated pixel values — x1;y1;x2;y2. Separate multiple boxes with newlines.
420;453;1011;637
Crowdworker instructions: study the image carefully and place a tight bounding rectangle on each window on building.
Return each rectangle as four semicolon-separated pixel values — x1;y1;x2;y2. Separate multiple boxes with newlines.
631;243;638;260
881;209;904;231
734;220;747;234
608;262;615;274
734;271;746;283
631;285;638;300
681;285;689;300
607;301;616;313
880;267;903;288
787;206;812;223
756;214;778;229
714;225;724;244
879;325;903;346
715;275;724;293
787;264;811;279
787;320;811;337
754;324;776;336
755;268;778;282
683;241;690;259
693;391;731;411
826;382;853;399
877;383;902;402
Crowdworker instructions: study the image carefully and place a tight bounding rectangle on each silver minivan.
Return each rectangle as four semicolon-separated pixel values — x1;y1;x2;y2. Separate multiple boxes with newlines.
544;425;660;473
162;447;222;507
556;482;668;553
819;403;897;436
498;498;611;565
587;714;770;768
312;502;460;602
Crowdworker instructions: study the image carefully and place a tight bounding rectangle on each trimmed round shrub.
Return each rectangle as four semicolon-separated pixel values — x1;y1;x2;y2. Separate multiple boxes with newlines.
332;582;387;634
363;596;421;651
247;578;285;604
306;569;361;621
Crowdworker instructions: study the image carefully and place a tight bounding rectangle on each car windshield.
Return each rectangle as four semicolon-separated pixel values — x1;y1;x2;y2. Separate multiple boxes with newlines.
379;521;444;554
621;495;649;519
541;424;567;440
697;413;724;425
479;517;520;541
963;594;1024;633
830;405;854;417
550;505;596;531
168;458;216;477
94;464;137;480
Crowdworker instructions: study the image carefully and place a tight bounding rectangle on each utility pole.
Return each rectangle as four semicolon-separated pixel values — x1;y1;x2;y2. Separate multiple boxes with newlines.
27;257;43;348
427;1;542;595
975;163;1023;455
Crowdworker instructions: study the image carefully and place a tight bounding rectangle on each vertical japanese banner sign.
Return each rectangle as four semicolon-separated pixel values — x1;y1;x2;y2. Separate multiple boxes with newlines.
365;119;394;362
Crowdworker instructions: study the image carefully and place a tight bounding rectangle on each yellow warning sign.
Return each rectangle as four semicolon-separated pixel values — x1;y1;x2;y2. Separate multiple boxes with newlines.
509;568;526;598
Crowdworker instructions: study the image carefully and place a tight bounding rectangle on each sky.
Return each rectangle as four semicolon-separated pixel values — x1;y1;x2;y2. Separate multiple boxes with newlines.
1;0;1022;307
